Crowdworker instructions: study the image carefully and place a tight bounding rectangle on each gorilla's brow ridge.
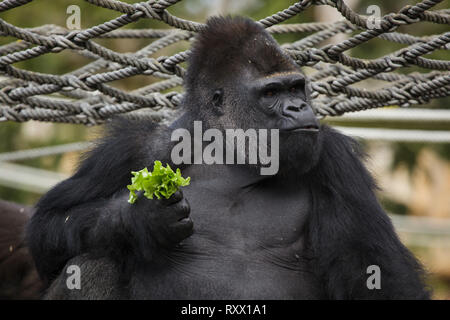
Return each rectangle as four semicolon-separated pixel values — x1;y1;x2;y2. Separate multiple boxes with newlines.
262;72;304;79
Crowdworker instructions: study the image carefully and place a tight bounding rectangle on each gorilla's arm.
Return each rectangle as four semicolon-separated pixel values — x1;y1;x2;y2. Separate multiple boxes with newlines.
26;119;171;283
307;126;430;299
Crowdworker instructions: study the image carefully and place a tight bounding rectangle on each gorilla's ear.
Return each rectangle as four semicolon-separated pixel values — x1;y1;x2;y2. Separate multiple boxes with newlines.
212;89;224;114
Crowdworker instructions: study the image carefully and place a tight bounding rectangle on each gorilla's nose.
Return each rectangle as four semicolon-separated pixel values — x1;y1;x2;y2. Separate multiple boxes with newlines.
282;101;309;119
281;101;319;131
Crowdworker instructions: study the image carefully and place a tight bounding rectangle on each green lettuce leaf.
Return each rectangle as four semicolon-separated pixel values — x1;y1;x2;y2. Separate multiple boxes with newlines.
127;161;190;204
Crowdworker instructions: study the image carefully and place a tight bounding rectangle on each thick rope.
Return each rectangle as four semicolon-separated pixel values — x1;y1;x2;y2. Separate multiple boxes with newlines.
0;0;448;124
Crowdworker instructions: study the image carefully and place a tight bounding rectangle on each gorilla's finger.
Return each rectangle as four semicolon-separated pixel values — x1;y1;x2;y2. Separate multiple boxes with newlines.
169;218;194;241
162;199;190;224
162;190;183;205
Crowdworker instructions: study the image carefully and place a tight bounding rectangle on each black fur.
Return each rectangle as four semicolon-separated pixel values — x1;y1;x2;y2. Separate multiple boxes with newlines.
28;119;172;283
185;16;295;92
305;128;429;298
27;16;430;299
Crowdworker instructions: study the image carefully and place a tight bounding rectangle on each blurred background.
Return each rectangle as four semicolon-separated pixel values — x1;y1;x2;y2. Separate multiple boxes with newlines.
0;0;449;299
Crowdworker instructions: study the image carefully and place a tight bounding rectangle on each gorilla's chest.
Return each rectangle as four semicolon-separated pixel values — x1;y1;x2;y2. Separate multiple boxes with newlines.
184;168;310;245
131;165;323;299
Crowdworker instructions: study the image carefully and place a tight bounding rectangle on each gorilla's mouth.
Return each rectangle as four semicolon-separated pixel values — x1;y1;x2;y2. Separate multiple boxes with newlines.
282;124;319;133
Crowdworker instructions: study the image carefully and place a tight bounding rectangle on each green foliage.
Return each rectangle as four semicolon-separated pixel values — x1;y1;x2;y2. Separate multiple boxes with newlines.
127;161;190;203
392;143;425;172
380;197;408;216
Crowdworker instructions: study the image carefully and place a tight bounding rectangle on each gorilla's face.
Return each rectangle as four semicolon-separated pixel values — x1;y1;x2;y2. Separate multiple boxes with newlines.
250;71;322;175
247;71;318;132
206;70;323;176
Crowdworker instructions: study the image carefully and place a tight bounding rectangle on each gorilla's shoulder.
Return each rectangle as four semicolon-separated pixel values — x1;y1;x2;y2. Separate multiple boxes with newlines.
312;124;375;190
320;124;367;162
100;117;170;150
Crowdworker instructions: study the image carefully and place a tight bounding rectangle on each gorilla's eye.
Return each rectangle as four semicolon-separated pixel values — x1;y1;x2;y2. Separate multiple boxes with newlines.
263;89;276;97
290;83;304;94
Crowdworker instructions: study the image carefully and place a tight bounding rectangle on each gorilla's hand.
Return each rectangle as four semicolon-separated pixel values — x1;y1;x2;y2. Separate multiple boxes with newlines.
125;190;193;248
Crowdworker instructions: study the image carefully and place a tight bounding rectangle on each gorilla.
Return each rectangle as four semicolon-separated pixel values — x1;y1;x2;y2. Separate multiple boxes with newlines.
0;200;43;299
27;16;430;299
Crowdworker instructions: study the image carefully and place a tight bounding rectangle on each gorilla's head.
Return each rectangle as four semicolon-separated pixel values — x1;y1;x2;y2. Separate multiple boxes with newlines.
183;16;323;176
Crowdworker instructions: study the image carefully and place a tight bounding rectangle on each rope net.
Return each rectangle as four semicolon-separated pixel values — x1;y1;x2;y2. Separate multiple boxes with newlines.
0;0;449;125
